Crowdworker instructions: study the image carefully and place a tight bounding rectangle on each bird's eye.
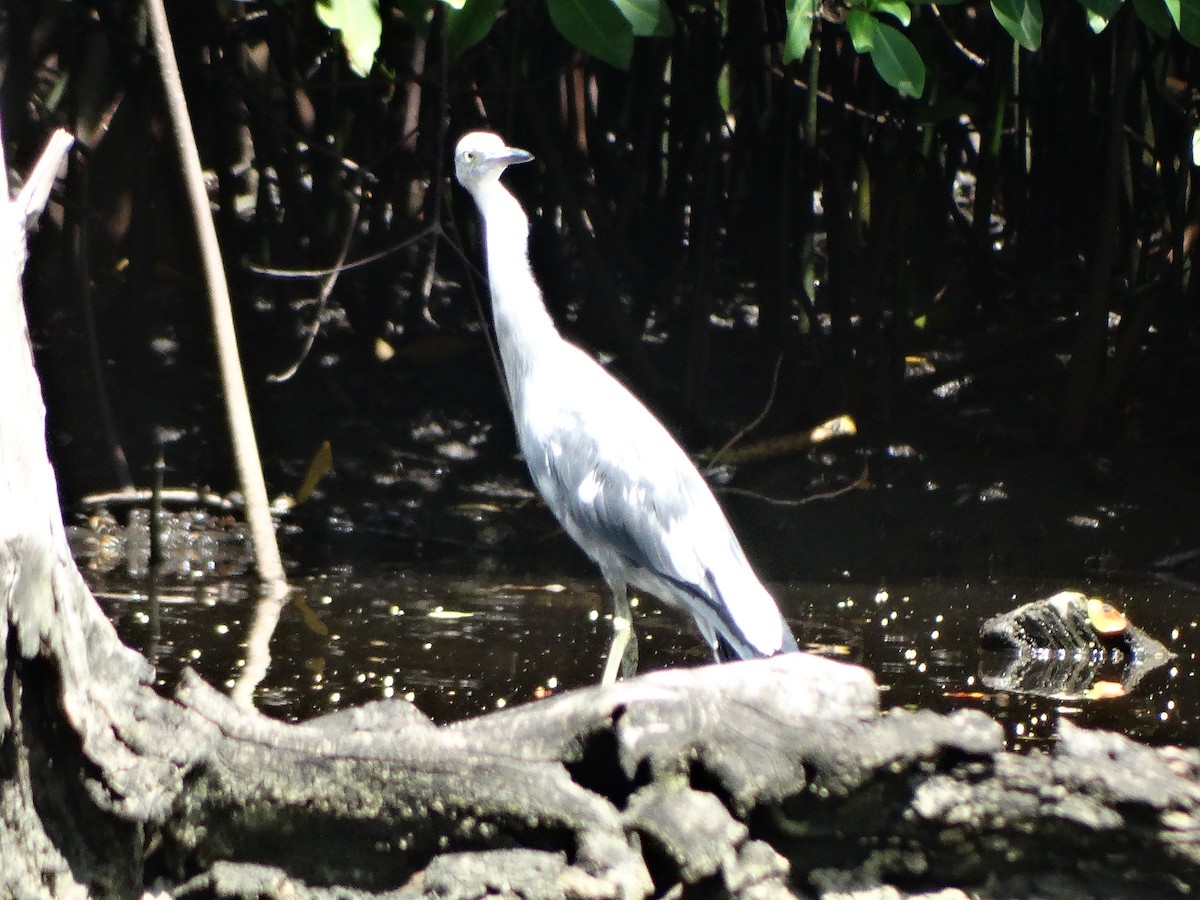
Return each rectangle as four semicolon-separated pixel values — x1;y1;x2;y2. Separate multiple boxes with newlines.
464;150;476;162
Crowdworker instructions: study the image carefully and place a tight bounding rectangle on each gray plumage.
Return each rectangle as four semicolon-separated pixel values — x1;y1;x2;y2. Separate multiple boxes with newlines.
454;131;798;682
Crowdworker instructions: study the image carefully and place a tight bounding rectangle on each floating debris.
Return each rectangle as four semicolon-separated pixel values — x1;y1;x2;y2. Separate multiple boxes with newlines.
979;590;1172;702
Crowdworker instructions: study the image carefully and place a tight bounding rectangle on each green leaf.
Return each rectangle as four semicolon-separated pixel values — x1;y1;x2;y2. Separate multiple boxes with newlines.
1163;0;1182;28
1132;0;1174;36
868;19;926;97
444;0;504;59
546;0;634;69
316;0;382;77
612;0;674;37
1131;0;1200;43
875;0;912;26
718;63;732;114
783;0;818;63
847;8;877;53
991;0;1043;49
1178;0;1200;44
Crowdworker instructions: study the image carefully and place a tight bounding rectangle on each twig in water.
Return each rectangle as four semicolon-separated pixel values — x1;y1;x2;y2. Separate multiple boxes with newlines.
719;459;869;507
705;354;785;473
242;226;435;279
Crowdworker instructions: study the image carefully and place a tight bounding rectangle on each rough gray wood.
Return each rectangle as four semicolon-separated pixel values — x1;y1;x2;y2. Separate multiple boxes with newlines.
3;132;1200;900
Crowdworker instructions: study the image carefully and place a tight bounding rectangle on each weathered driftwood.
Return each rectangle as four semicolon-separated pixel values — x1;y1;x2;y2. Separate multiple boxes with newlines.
3;137;1200;900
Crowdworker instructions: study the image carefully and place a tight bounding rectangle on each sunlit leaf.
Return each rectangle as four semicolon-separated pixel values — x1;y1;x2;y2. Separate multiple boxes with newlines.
783;0;818;63
847;8;877;53
296;441;334;505
1193;126;1200;166
315;0;381;77
375;337;396;360
1076;0;1124;31
868;19;926;97
1132;0;1174;36
991;0;1043;50
1163;0;1182;28
546;0;634;69
292;593;330;635
444;0;504;59
718;63;732;114
612;0;674;37
875;0;912;26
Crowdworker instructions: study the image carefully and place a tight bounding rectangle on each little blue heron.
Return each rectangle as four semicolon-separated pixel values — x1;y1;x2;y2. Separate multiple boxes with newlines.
454;131;798;684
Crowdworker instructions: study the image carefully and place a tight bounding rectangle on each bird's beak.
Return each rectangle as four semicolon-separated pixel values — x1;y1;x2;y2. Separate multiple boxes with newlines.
498;147;534;166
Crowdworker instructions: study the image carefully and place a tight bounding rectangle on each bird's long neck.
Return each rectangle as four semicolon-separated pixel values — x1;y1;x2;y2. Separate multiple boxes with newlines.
475;182;560;411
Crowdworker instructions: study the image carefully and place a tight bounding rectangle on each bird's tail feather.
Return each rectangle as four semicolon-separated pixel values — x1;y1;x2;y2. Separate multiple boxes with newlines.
671;568;797;660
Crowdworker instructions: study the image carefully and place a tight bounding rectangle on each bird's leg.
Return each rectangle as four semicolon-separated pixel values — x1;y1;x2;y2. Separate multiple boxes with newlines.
601;581;639;685
618;592;640;679
696;618;721;662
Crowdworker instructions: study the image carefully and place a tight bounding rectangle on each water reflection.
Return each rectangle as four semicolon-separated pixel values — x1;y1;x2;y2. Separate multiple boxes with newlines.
91;571;1197;751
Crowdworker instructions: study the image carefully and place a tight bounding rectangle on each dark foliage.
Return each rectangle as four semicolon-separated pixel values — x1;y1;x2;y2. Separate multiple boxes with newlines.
6;0;1199;501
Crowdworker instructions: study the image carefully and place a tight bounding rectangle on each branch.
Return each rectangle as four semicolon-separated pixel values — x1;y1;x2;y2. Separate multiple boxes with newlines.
145;0;287;596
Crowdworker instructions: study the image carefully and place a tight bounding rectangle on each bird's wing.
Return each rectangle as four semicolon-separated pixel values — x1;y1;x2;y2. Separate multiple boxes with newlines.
552;426;693;579
519;348;703;575
518;348;787;655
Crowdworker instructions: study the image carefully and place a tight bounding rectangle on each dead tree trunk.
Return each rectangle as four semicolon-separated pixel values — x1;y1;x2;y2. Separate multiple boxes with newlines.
2;133;1200;900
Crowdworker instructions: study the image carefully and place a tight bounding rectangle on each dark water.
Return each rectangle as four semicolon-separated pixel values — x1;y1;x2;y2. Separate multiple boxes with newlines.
63;308;1200;753
92;568;1197;751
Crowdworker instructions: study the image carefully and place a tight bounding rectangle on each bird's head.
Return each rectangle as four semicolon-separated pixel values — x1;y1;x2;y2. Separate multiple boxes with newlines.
454;132;534;192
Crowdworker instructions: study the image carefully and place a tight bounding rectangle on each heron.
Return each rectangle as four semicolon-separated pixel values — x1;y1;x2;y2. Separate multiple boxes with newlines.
454;131;798;684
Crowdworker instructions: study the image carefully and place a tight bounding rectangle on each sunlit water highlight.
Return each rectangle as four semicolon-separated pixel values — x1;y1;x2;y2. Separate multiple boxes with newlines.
91;570;1198;752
